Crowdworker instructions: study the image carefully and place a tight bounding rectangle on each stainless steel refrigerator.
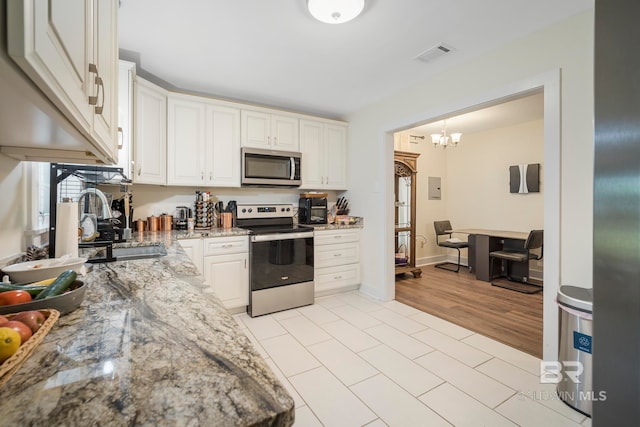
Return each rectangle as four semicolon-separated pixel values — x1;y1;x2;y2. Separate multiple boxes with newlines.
593;0;640;424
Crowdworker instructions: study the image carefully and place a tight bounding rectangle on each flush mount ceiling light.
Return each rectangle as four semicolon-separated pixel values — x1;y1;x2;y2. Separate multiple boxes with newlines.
307;0;365;24
431;120;462;149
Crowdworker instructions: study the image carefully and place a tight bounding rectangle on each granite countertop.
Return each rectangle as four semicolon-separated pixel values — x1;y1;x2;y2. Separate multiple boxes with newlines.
1;237;294;426
304;223;364;231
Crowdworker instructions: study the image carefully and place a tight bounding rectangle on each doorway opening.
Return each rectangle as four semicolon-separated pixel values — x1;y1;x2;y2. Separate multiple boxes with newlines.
391;90;545;357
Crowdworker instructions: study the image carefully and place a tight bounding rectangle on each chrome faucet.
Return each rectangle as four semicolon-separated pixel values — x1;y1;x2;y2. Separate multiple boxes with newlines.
77;188;112;220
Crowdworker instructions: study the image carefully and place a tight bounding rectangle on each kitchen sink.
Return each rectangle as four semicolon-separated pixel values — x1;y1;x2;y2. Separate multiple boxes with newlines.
113;244;167;261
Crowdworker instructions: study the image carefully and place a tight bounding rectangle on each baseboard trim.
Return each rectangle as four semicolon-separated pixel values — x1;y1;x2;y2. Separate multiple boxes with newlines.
417;255;469;268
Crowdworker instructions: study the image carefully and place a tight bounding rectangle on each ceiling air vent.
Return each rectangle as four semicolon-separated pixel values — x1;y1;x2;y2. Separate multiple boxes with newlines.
413;43;454;63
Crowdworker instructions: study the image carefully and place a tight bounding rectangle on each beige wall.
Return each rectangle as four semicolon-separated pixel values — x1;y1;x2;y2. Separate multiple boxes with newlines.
347;10;593;360
448;120;544;232
0;154;26;259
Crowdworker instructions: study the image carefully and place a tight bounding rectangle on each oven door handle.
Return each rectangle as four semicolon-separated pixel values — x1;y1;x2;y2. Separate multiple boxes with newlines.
251;231;314;242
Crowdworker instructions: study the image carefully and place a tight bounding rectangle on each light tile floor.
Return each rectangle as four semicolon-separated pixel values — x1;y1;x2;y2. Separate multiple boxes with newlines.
234;291;591;427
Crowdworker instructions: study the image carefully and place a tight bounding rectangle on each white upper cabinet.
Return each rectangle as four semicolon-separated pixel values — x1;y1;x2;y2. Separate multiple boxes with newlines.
241;110;299;151
167;93;240;187
90;0;118;156
205;103;241;187
167;94;206;185
8;0;119;163
117;61;136;179
134;78;167;185
300;119;347;190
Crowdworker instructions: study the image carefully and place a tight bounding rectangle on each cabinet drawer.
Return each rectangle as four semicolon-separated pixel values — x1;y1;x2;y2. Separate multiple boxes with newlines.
203;235;248;256
315;242;359;268
315;264;361;292
314;229;360;245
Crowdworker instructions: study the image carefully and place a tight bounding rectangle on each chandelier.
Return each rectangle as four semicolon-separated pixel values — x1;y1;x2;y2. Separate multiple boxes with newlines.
307;0;365;24
431;120;462;149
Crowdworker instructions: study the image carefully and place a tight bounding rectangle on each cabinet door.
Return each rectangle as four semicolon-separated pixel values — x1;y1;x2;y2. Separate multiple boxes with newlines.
299;119;324;189
134;78;167;185
167;95;206;185
8;0;93;134
203;253;249;309
205;104;241;187
117;61;135;178
178;239;203;274
324;124;347;189
241;110;271;148
90;0;118;159
271;114;299;150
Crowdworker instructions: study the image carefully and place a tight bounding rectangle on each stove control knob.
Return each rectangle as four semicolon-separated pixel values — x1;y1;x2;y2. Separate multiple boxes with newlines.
281;207;285;212
248;208;253;213
241;208;247;213
286;207;291;212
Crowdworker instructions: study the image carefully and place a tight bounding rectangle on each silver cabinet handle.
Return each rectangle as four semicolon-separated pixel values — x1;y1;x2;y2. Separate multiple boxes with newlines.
333;253;342;257
94;76;104;115
334;275;342;280
88;63;104;115
88;63;99;106
209;171;212;181
117;127;124;149
201;172;204;181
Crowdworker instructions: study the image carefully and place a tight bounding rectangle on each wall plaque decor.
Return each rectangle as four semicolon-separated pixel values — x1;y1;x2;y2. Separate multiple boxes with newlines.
509;163;540;193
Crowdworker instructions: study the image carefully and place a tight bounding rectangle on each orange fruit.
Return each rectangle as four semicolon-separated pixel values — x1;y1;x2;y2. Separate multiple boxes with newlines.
0;327;21;363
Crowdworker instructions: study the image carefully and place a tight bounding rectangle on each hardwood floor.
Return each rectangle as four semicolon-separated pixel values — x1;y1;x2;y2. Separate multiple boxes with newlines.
395;264;543;358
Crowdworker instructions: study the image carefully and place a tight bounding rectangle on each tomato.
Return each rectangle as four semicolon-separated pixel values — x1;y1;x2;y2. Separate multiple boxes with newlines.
11;311;45;333
0;290;32;306
0;327;21;362
0;315;7;324
0;320;32;343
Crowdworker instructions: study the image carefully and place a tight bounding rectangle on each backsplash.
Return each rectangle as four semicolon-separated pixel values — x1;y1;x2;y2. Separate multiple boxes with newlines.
130;185;338;221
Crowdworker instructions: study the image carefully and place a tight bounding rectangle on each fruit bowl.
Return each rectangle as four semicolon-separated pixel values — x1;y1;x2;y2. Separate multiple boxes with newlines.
0;281;86;316
0;309;59;387
2;257;87;283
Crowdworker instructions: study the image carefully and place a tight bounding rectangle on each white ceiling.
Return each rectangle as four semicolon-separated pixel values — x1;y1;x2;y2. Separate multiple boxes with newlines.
118;0;591;121
409;90;544;137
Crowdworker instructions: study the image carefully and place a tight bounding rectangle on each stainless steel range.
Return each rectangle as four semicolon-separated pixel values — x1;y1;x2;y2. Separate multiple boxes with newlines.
236;204;314;317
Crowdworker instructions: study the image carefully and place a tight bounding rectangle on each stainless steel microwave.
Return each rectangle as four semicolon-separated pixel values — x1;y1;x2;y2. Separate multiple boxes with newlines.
241;147;302;187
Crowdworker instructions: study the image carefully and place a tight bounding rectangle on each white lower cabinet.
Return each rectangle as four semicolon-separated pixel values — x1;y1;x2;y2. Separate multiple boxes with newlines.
177;238;203;273
202;236;249;310
314;229;361;296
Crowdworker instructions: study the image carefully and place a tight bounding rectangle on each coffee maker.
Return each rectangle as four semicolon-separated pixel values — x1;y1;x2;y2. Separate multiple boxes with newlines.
174;206;191;230
298;193;328;224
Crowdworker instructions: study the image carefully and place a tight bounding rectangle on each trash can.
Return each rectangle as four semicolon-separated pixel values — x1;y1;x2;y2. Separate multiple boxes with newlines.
557;285;593;417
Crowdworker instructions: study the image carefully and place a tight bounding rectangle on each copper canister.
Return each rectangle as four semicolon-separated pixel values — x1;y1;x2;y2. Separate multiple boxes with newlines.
135;219;146;232
147;216;160;231
161;214;173;231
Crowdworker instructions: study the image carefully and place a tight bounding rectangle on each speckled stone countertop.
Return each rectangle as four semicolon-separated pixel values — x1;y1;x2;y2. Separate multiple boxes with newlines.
1;236;294;426
303;223;364;231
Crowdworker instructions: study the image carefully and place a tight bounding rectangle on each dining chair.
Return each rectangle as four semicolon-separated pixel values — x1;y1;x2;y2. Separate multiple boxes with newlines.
489;229;544;293
433;220;469;273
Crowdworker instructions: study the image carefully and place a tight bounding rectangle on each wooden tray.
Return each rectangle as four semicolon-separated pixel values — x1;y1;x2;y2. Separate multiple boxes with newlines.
0;309;60;387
